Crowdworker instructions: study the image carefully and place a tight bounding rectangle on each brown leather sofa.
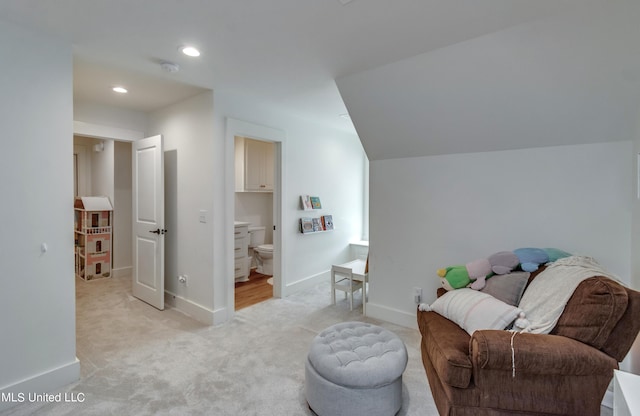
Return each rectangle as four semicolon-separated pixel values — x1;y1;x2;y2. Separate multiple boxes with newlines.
417;268;640;416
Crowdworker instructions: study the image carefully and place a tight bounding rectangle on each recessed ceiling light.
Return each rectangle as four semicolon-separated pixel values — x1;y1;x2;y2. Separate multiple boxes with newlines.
112;86;128;94
180;46;201;57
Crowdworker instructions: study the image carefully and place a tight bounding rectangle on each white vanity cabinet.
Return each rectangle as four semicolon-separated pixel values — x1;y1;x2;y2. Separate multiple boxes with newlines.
234;222;250;281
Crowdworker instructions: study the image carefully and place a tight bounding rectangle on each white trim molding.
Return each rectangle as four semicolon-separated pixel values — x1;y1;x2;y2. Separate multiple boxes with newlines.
366;303;419;330
0;359;80;411
73;121;144;142
164;290;218;326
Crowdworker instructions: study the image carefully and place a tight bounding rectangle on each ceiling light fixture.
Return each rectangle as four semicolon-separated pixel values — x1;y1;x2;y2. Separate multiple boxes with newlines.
112;86;128;94
180;46;201;57
339;113;351;120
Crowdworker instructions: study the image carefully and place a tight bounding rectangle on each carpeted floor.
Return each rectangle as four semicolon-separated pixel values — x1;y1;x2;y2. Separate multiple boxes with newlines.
1;274;614;416
0;275;438;416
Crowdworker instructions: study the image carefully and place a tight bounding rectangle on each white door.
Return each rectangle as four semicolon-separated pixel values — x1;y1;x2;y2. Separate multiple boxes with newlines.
132;135;165;310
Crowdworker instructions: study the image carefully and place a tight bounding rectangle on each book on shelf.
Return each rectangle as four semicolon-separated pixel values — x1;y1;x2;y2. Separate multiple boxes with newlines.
310;196;322;209
300;217;314;233
312;217;324;232
300;195;314;211
321;215;334;230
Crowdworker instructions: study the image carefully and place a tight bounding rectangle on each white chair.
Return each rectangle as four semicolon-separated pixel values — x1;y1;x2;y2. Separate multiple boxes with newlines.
331;265;363;311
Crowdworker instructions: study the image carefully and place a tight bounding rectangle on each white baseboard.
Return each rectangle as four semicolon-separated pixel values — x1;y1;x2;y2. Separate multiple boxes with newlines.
164;291;216;325
0;358;80;411
211;307;229;326
111;266;132;278
283;270;330;297
366;302;418;329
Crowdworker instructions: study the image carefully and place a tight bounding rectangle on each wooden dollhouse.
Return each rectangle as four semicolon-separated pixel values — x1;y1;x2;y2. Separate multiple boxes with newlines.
74;196;113;281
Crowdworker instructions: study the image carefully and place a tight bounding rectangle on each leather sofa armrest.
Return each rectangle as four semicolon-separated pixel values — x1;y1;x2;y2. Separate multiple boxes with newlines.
470;330;617;377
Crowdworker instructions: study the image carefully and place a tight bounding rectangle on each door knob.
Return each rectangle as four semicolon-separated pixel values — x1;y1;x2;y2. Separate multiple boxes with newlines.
150;229;161;234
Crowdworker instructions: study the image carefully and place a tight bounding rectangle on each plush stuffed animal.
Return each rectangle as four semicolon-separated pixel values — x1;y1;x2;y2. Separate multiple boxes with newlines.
437;266;470;291
543;248;571;263
514;247;549;272
437;248;571;292
466;258;492;290
488;251;520;275
439;259;493;291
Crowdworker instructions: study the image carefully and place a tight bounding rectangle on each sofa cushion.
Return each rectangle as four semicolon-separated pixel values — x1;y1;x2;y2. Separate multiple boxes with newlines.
430;288;523;335
550;276;628;349
418;310;473;388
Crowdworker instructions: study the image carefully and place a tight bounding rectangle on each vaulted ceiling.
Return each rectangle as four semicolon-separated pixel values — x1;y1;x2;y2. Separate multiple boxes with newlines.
1;0;637;159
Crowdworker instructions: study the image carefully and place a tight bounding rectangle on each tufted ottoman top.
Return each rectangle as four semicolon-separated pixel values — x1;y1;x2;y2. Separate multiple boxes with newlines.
308;322;408;388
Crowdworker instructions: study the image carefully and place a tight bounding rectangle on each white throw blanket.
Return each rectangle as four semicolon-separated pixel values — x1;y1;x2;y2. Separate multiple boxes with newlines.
516;256;619;334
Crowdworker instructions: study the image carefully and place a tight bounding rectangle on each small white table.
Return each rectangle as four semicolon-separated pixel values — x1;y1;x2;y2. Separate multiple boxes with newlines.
331;259;368;315
614;370;640;415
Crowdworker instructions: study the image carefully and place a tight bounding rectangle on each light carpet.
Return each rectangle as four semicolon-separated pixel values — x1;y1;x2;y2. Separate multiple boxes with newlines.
0;275;438;416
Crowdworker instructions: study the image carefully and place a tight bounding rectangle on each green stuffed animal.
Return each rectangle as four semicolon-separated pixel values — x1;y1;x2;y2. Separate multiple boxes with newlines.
437;266;471;291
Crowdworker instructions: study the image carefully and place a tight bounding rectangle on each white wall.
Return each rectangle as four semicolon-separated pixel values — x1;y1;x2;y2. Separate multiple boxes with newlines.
0;20;79;409
90;139;114;201
73;140;92;196
368;141;633;328
235;192;274;243
147;91;217;323
74;100;148;134
215;88;366;316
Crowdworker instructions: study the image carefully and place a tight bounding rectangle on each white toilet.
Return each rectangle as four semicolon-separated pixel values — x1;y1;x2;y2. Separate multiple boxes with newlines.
254;244;274;276
248;226;274;276
248;225;273;276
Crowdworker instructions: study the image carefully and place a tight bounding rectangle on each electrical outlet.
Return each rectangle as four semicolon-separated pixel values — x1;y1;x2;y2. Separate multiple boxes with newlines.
413;287;422;304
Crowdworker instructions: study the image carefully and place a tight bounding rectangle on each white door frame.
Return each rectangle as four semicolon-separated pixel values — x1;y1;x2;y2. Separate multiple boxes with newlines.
224;118;285;318
74;121;144;143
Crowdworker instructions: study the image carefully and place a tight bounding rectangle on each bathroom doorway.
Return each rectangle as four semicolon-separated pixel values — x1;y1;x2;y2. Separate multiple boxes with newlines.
234;136;276;310
225;118;285;315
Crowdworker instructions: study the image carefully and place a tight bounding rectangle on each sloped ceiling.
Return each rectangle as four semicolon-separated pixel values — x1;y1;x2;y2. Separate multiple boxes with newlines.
337;0;640;160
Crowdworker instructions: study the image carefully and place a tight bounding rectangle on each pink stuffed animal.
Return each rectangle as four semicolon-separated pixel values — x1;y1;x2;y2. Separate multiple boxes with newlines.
488;251;520;275
466;258;492;290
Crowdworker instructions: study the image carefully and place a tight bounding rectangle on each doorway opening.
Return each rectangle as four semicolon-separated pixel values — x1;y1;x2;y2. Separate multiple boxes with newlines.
225;118;285;316
234;136;277;310
73;135;133;280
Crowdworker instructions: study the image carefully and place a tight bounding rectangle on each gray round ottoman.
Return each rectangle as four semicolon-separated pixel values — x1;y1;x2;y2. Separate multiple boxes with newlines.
305;321;408;416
